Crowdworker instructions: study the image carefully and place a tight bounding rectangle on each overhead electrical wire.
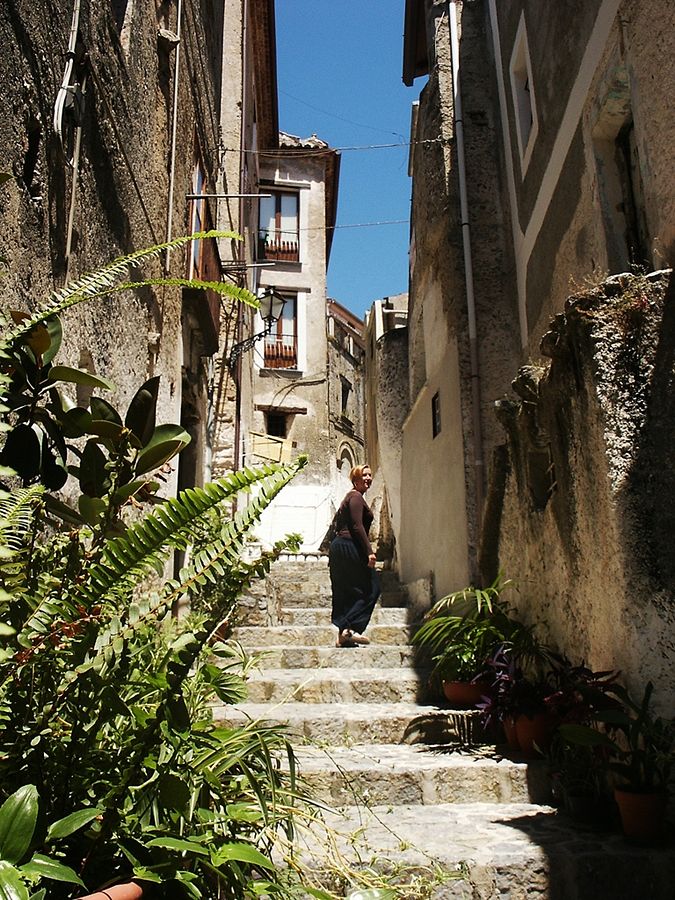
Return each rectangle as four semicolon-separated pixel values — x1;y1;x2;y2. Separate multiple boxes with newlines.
314;219;407;231
279;88;406;139
215;136;446;157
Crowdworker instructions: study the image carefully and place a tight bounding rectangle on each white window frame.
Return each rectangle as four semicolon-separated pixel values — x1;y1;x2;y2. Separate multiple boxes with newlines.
509;13;538;175
257;188;301;262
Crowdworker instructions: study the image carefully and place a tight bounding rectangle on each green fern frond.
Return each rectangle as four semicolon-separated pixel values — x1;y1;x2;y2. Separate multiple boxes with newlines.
0;486;44;600
22;459;301;697
81;459;306;606
93;539;298;831
14;460;304;672
0;485;44;557
116;279;258;308
0;230;241;353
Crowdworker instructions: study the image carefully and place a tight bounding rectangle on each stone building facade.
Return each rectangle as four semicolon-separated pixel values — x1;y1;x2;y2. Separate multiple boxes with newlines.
236;132;365;551
363;294;408;569
210;0;279;479
0;0;282;497
396;0;675;706
327;297;366;504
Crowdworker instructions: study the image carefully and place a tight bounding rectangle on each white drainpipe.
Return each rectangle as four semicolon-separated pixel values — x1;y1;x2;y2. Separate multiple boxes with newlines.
164;0;183;274
448;1;485;534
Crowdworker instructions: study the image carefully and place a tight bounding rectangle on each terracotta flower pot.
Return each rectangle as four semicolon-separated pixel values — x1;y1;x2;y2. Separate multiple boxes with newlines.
77;883;144;900
502;715;520;750
442;680;491;708
514;711;555;757
614;787;668;842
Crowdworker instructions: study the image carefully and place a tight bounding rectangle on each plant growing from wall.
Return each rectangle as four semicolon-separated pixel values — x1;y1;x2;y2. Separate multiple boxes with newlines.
0;235;313;898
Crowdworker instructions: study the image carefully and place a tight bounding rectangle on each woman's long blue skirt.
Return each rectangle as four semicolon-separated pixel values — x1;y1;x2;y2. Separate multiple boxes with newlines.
328;536;381;635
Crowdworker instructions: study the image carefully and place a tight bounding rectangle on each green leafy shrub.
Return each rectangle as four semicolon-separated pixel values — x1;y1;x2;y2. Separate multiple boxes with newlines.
411;575;520;684
0;236;311;898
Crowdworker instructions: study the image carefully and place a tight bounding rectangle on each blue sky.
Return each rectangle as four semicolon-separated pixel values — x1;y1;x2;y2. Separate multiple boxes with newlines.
275;1;417;319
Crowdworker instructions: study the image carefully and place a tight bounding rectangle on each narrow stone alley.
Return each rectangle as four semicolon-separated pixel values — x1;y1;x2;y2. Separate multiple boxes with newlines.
214;558;675;899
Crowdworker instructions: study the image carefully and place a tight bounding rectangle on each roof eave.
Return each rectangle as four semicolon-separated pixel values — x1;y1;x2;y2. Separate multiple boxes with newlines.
402;0;429;86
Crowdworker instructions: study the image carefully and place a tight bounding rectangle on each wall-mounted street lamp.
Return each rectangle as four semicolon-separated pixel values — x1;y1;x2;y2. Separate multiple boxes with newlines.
227;287;287;370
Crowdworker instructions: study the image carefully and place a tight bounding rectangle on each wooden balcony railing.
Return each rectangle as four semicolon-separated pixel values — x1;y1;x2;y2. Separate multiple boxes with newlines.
258;236;299;262
264;333;297;369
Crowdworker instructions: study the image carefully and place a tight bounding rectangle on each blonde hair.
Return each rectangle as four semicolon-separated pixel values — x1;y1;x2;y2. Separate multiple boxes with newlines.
349;464;371;484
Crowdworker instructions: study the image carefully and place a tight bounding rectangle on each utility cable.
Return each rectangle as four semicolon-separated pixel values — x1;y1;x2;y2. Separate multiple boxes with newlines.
279;88;406;138
214;137;447;156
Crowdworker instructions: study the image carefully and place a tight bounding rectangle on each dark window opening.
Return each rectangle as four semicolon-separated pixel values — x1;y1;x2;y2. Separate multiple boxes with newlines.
341;378;351;417
528;447;556;511
594;112;651;275
431;391;441;438
266;412;288;438
22;118;41;198
111;0;129;31
615;121;650;269
511;28;535;160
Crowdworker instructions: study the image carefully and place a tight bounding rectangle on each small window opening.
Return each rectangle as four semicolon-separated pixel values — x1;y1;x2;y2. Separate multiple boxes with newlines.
593;111;651;274
528;447;556;511
615;121;650;269
341;378;352;417
509;14;538;172
111;0;129;31
266;412;288;438
22;118;41;199
110;0;133;53
431;391;441;439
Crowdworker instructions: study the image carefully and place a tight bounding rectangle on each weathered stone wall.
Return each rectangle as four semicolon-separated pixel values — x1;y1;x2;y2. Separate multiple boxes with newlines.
326;307;366;545
0;0;224;490
362;295;408;563
485;270;675;714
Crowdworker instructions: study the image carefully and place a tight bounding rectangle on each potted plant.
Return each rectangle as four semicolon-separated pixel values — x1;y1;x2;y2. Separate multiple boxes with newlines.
411;576;516;707
546;663;620;824
480;630;556;756
559;681;675;841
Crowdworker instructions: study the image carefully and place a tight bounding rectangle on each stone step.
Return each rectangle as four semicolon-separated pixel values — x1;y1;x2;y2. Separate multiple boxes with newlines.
232;623;413;647
213;700;482;745
279;606;415;626
270;559;329;577
279;589;407;609
245;666;426;703
272;581;331;600
288;743;549;806
243;643;419;669
286;801;675;899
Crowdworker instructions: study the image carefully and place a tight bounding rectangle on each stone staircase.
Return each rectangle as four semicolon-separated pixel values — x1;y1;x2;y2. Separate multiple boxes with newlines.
214;558;675;899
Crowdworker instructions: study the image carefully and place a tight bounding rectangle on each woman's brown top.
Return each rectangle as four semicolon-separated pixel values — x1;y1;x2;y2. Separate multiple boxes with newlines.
335;489;374;558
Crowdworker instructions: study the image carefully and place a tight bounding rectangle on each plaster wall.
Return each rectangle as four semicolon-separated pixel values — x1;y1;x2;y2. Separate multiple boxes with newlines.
492;272;675;714
400;0;517;589
399;335;470;602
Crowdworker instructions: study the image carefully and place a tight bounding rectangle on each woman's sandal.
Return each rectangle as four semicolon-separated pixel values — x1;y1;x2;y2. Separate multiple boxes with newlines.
336;629;355;647
350;632;370;645
336;628;370;647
